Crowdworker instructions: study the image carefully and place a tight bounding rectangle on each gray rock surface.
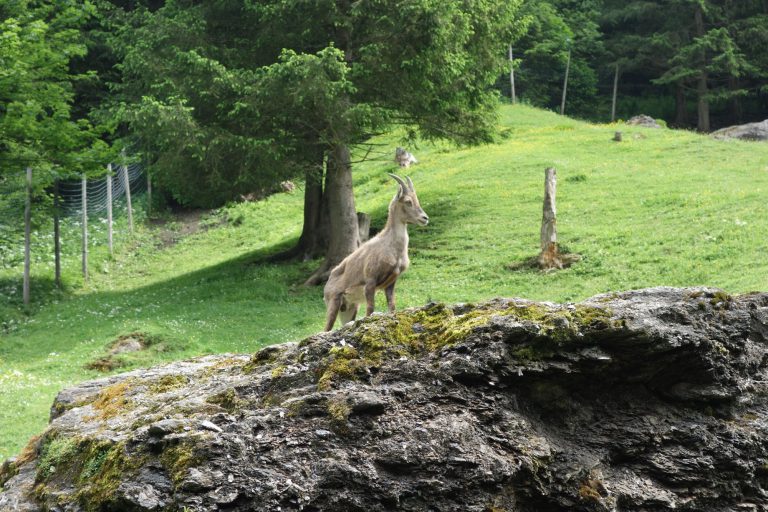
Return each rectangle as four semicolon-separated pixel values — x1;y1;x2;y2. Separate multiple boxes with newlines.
2;287;768;511
711;119;768;141
625;115;662;128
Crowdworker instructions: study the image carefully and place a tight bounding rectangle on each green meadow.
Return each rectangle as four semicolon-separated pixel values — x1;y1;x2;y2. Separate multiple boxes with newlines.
2;104;768;459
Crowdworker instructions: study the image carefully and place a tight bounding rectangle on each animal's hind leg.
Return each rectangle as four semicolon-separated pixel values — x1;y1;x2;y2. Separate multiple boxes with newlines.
385;283;396;312
339;298;359;325
364;279;377;316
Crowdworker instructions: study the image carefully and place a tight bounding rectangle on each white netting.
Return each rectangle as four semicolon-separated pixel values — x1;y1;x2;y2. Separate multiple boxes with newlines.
58;163;145;217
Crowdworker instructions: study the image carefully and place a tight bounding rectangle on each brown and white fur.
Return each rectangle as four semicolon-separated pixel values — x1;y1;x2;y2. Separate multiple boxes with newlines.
323;174;429;331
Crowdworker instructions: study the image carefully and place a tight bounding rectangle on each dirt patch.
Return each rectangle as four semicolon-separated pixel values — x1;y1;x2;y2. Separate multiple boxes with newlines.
85;332;153;372
109;334;145;355
150;209;220;249
85;357;126;372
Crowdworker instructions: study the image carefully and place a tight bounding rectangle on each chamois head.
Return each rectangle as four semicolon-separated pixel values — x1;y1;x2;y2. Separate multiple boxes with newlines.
388;173;429;226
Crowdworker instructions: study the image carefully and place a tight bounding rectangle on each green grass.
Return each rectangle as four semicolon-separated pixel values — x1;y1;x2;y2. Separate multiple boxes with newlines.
2;104;768;459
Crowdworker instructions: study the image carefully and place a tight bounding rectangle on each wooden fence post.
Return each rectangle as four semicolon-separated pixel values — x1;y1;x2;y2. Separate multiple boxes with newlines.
54;179;61;288
611;63;620;122
106;164;113;257
560;43;572;116
509;44;517;104
82;174;88;281
538;167;562;270
146;170;152;217
121;151;134;233
23;167;32;306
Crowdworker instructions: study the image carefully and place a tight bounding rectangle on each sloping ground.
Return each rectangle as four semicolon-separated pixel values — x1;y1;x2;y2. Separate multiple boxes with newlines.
2;104;768;461
2;287;768;511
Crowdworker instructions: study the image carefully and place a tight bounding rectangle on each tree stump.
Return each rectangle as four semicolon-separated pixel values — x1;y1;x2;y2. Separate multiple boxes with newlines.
538;167;563;270
613;131;623;142
357;212;371;244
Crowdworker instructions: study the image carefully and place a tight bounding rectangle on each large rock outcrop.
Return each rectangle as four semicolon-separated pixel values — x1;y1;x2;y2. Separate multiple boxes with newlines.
2;287;768;511
711;119;768;141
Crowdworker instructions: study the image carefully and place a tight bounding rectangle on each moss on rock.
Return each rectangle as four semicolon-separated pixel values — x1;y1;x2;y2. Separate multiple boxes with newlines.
160;440;203;487
76;441;143;512
31;432;143;512
206;388;244;412
35;434;80;482
89;380;133;420
315;302;616;389
149;374;189;394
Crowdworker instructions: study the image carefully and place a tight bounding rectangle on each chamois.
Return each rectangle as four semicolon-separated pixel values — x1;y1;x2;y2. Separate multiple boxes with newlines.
323;174;429;331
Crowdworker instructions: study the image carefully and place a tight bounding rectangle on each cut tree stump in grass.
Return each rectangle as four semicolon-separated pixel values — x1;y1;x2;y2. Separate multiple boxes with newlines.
537;167;579;271
357;212;371;244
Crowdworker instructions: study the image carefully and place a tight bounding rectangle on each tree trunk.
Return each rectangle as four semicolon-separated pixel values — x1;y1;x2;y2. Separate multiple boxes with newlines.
297;159;327;260
729;76;743;125
674;82;688;127
270;150;328;263
697;73;710;132
695;4;710;132
305;144;360;285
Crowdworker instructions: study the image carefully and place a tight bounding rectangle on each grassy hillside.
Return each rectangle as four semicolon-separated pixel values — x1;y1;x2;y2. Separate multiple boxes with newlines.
2;104;768;459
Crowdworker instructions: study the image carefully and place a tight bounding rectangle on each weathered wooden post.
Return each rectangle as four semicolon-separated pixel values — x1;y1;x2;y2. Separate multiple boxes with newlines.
146;170;152;217
560;39;572;116
357;212;371;244
611;63;620;122
538;167;562;270
23;167;32;306
509;44;517;104
106;164;113;257
82;174;88;281
121;150;134;233
53;178;61;288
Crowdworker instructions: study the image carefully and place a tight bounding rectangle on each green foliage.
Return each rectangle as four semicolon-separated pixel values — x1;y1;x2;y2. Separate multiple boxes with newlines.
103;0;526;207
0;1;113;176
514;0;603;117
602;0;767;127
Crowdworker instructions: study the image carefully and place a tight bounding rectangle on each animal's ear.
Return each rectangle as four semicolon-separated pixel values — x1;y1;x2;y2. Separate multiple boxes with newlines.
406;176;415;192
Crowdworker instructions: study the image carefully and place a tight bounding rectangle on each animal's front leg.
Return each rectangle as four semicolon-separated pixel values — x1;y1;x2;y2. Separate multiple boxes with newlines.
385;283;396;312
364;280;377;316
324;293;344;331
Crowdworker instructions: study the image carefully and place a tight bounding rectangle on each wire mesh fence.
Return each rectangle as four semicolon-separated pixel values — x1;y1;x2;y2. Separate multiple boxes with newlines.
0;161;147;309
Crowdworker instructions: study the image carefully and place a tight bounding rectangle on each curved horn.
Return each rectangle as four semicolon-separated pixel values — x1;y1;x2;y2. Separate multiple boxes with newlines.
388;173;407;191
406;176;415;192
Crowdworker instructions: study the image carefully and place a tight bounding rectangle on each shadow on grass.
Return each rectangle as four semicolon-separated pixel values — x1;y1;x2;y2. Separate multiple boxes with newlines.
0;235;325;364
